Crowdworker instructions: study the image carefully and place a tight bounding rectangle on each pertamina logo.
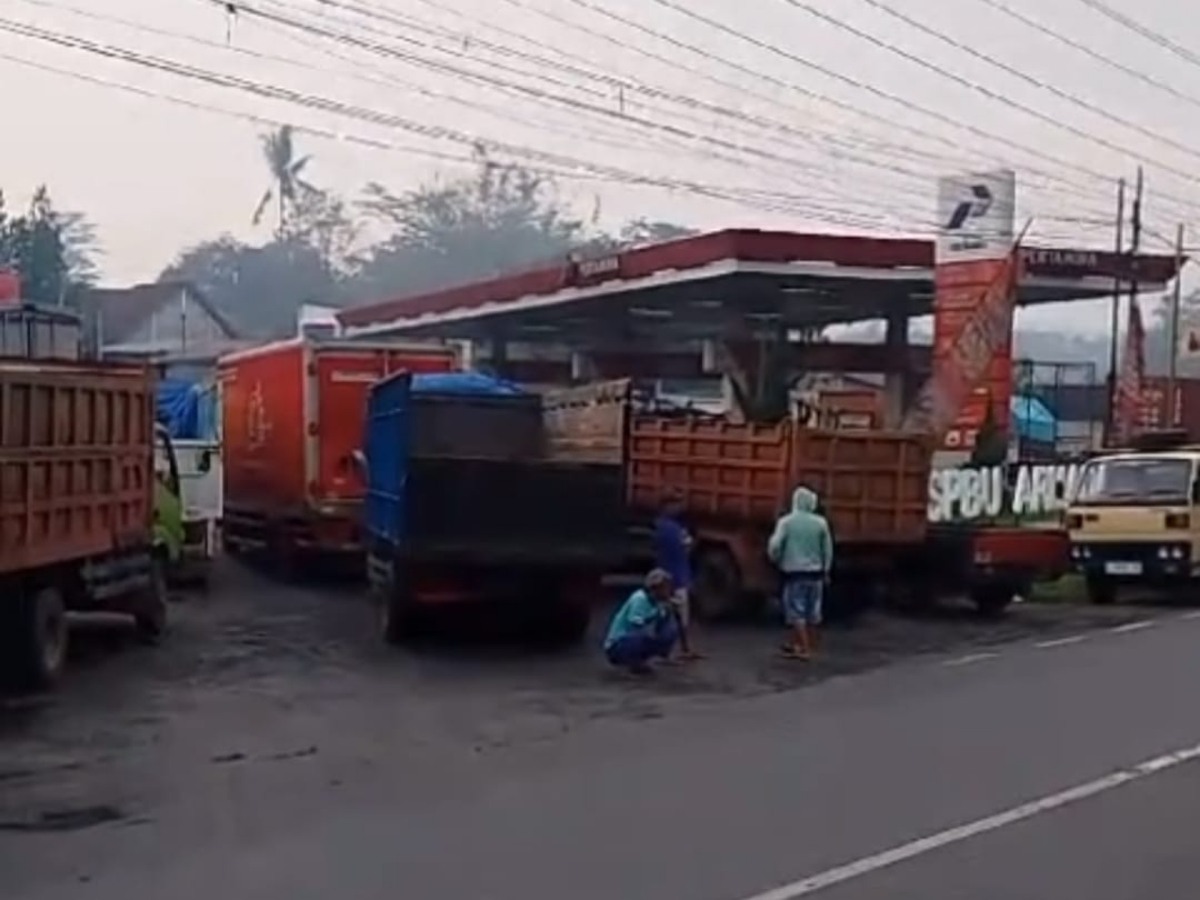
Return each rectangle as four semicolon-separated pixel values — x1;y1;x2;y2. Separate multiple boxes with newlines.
943;182;994;255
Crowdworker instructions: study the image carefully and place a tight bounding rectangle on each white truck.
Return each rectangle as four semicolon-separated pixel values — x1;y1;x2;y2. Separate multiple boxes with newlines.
155;377;223;587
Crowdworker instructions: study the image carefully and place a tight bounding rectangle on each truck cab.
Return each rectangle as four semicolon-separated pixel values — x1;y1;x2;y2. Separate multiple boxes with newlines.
1064;431;1200;604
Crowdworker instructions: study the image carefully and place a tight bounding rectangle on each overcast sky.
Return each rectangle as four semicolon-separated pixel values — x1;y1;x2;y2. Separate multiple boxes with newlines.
1;0;1196;331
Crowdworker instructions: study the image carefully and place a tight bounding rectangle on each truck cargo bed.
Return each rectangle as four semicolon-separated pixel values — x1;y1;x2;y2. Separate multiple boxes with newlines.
627;416;930;545
403;458;627;564
0;359;154;575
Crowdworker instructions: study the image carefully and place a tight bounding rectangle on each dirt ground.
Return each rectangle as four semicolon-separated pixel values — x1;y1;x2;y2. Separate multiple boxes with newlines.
0;561;1149;854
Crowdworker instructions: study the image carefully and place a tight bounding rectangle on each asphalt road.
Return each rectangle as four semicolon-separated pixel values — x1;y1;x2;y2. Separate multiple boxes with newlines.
3;568;1198;899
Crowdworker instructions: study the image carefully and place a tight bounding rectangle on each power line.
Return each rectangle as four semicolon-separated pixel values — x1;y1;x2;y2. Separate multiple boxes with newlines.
1075;0;1200;72
0;17;976;233
201;0;1100;226
644;0;1200;225
0;0;1161;243
305;0;1147;221
220;0;950;209
975;0;1200;117
846;0;1200;171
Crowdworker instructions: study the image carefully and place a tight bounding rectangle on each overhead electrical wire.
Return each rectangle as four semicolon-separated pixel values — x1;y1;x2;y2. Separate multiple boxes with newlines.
1074;0;1200;72
321;0;991;182
641;0;1200;227
260;0;1132;220
232;0;970;216
2;0;1174;244
21;0;900;210
222;0;1164;231
776;0;1200;233
975;0;1200;117
188;0;1097;231
0;16;977;235
846;0;1200;171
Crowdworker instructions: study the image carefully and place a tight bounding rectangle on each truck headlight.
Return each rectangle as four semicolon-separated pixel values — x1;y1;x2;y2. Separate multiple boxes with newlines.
1158;547;1170;559
1172;547;1186;559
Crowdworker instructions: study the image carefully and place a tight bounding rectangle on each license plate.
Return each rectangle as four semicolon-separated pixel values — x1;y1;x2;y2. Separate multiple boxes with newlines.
1105;561;1143;576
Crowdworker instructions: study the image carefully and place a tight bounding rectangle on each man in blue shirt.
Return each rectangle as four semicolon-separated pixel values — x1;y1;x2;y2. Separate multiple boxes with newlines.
603;569;679;674
653;492;702;660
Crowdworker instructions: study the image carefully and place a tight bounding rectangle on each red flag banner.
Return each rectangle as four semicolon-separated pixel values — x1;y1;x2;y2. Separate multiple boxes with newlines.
904;243;1021;444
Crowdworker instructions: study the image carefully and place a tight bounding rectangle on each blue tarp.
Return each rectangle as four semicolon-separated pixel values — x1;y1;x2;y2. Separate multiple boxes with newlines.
410;372;526;396
157;378;219;441
1010;393;1056;444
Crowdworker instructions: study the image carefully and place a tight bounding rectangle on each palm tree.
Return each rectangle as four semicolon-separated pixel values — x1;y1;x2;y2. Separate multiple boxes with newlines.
251;125;315;237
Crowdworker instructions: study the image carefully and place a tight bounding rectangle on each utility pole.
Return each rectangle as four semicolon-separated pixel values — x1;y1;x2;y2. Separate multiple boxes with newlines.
1105;177;1126;446
1168;223;1185;426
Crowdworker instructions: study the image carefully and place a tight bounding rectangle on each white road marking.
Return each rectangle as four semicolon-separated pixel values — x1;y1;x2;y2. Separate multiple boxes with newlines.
1180;610;1200;621
942;651;998;667
1034;634;1087;649
1110;620;1155;634
735;740;1200;900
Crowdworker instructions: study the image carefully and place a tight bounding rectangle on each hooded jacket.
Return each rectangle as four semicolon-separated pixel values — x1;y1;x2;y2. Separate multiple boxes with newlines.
767;487;833;575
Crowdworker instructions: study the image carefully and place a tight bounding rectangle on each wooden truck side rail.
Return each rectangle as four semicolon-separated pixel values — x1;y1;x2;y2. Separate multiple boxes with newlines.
541;378;631;465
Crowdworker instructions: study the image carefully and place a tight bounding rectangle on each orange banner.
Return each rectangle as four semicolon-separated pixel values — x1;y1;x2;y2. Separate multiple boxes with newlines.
905;247;1021;448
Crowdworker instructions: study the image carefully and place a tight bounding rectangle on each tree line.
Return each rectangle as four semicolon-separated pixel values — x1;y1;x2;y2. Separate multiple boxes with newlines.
162;127;697;338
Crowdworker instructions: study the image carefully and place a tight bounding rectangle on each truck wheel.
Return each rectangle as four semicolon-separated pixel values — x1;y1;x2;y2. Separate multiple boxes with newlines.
380;584;422;645
4;587;68;691
544;600;591;648
134;561;169;644
970;584;1015;617
692;545;744;622
1086;576;1117;606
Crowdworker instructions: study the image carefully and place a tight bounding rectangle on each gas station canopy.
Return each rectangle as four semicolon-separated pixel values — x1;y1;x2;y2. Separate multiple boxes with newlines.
338;229;1181;343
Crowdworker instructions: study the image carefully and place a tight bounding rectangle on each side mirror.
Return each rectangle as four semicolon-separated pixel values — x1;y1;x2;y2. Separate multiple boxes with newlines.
1191;480;1200;504
197;450;212;474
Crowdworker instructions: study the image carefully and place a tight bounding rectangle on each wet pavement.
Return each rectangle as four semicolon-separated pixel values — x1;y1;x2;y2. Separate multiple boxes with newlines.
0;562;1160;896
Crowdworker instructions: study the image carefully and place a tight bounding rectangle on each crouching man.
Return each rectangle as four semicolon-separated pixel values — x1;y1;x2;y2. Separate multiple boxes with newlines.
603;569;679;675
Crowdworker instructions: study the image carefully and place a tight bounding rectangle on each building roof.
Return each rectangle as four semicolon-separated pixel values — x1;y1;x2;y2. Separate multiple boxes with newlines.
80;282;240;344
338;228;1181;339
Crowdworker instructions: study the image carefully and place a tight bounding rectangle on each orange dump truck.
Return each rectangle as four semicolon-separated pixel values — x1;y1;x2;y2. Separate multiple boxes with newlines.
626;414;931;620
0;358;175;688
551;380;932;620
219;337;456;573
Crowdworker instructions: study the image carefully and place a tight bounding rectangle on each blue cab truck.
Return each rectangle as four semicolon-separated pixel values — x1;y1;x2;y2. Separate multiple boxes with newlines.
362;372;630;645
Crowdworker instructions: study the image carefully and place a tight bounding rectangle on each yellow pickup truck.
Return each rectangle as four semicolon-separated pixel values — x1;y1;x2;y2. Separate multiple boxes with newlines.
1063;431;1200;604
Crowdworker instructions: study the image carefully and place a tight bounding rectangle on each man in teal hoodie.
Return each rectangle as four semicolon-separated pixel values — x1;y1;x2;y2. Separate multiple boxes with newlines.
767;486;833;660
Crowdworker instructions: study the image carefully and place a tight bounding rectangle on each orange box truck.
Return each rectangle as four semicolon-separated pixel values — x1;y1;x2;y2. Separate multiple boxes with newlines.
218;336;456;574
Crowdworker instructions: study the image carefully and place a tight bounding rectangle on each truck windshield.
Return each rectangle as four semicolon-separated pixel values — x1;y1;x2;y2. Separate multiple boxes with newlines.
1073;456;1194;505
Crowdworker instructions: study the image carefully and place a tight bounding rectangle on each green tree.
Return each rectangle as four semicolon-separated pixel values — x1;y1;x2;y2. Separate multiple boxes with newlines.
0;186;99;304
351;148;591;300
161;235;336;338
252;125;316;237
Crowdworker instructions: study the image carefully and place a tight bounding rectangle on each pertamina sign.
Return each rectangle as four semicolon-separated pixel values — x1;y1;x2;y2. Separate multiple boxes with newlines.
929;170;1018;450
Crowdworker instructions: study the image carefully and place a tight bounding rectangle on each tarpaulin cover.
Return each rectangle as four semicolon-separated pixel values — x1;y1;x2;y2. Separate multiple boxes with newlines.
1011;393;1057;445
410;372;525;396
157;378;219;440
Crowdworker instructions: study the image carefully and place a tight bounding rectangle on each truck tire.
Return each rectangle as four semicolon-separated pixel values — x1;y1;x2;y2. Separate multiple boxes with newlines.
543;600;591;648
134;560;169;644
970;583;1015;617
4;587;68;691
380;584;422;645
1086;576;1117;606
692;545;744;622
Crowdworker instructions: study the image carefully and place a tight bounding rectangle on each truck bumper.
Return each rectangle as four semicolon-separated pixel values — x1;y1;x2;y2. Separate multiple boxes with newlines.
1070;542;1196;582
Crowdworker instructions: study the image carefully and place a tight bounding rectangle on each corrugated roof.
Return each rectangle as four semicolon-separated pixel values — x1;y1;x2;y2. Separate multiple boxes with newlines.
79;282;239;344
